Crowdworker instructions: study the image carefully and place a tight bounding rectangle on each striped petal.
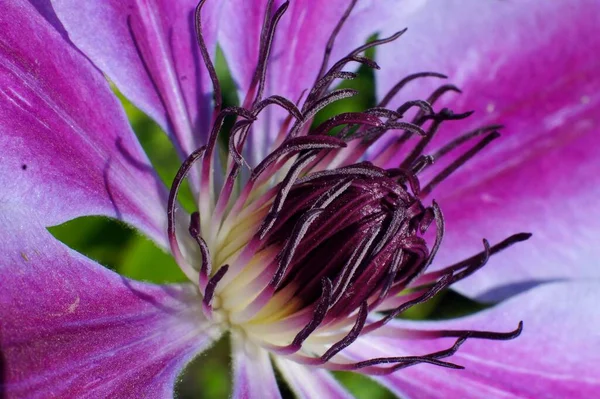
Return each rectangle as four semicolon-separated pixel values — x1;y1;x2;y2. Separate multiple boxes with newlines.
342;282;600;398
374;0;600;300
0;0;168;245
231;339;282;399
275;358;352;399
53;0;223;161
0;206;218;398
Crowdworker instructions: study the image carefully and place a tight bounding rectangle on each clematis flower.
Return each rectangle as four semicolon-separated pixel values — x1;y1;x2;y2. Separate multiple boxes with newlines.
1;1;599;399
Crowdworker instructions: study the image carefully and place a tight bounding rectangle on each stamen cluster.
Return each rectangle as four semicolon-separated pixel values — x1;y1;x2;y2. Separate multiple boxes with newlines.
166;0;528;374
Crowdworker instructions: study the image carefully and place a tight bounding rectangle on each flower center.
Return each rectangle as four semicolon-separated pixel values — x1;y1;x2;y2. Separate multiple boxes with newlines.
216;162;429;326
165;0;529;373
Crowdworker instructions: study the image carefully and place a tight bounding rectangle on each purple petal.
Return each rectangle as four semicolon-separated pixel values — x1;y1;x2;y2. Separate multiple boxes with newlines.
343;282;600;398
0;209;217;398
219;0;401;165
374;0;600;300
52;0;223;159
231;339;281;399
0;0;168;245
275;358;352;399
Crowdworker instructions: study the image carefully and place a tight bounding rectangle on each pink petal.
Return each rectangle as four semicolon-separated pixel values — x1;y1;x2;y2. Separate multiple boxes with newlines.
374;0;600;299
275;358;352;399
52;0;223;159
231;340;282;399
343;282;600;398
219;0;401;165
0;0;168;245
0;208;217;398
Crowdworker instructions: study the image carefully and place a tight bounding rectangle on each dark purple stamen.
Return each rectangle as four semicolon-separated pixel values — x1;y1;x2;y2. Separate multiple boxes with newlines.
249;0;289;107
379;84;464;157
320;301;368;361
253;95;303;119
311;71;358;104
281;278;332;354
421;84;463;113
195;0;221;115
289;334;470;372
352;340;467;372
228;95;303;168
372;336;472;374
429;233;533;284
438;321;524;340
228;119;256;166
431;124;503;160
167;146;206;268
314;0;359;82
421;131;500;197
251;136;347;180
379;71;447;108
401;108;474;170
270;208;325;288
396;99;435;117
203;264;229;310
290;88;359;138
351;29;408;57
203;106;255;164
310;112;383;137
410;154;434;175
188;212;212;285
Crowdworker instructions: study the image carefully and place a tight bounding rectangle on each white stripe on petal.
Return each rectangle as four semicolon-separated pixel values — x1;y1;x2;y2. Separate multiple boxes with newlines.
275;357;353;399
231;337;282;399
